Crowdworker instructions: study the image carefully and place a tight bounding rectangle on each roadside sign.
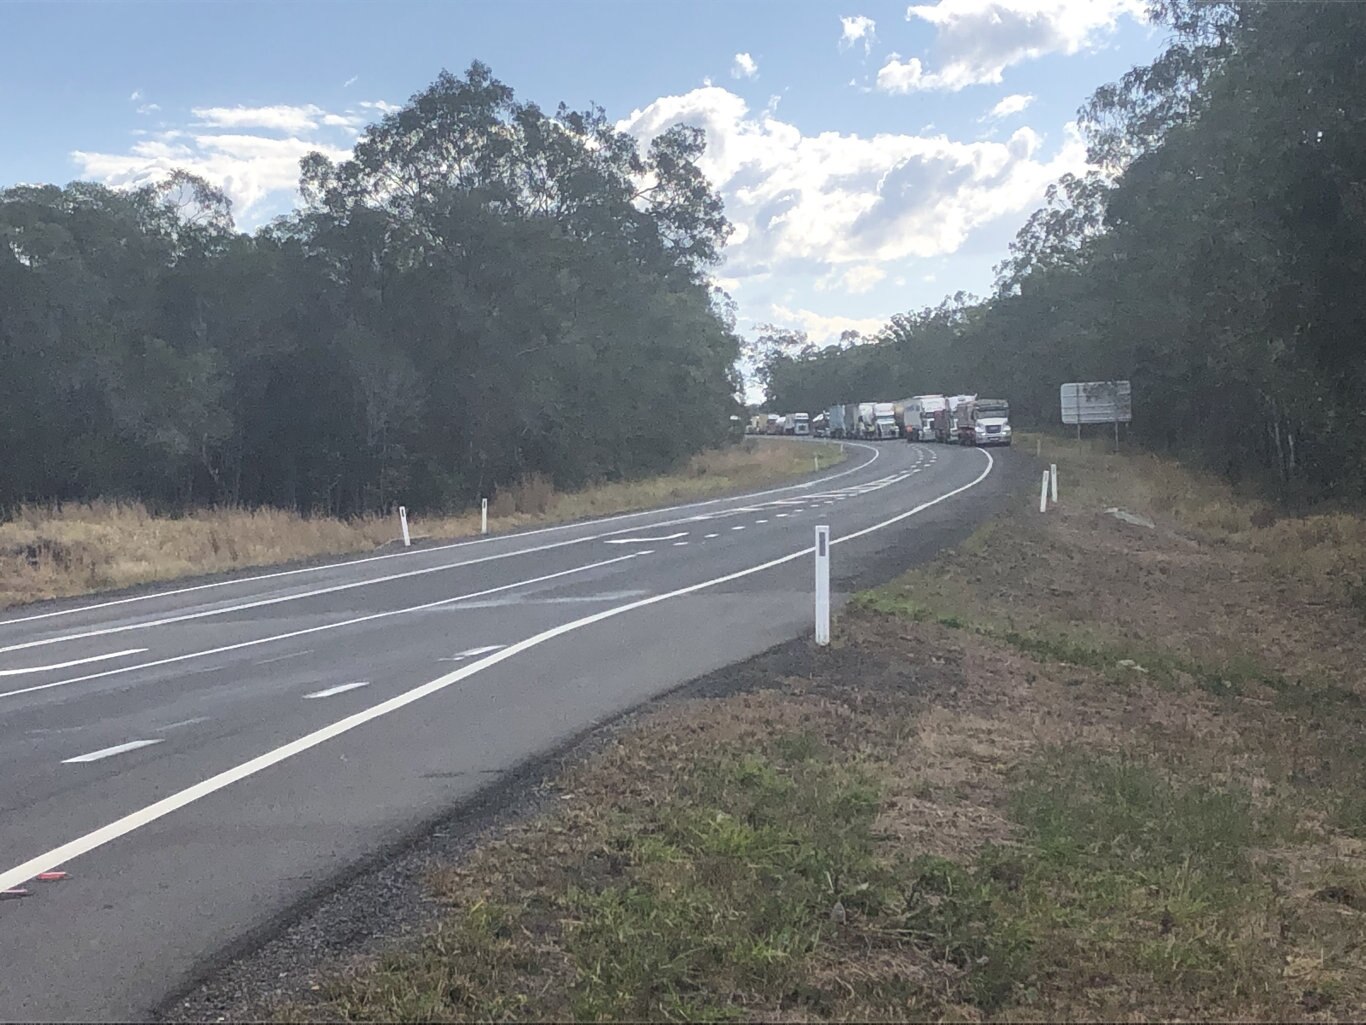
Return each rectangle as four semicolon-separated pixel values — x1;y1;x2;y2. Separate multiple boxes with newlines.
1060;381;1132;425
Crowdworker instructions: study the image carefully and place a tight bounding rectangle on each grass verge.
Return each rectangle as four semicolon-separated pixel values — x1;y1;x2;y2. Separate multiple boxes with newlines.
257;433;1364;1022
0;439;844;609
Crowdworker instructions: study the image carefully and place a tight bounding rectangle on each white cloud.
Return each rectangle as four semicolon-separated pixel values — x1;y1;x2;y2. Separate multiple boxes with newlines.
876;55;930;93
890;0;1147;91
985;93;1035;119
129;89;142;102
135;103;160;115
358;99;400;114
731;52;758;80
343;75;358;88
617;86;1086;282
72;131;351;222
767;304;888;345
818;264;887;295
840;15;877;52
191;104;327;133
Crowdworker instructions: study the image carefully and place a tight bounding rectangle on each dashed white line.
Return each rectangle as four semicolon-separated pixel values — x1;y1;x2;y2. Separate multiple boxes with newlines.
62;739;163;764
254;650;313;666
603;532;688;545
731;525;746;531
704;533;719;539
154;717;209;732
303;682;370;700
755;519;768;524
775;513;789;518
438;645;506;662
673;541;689;546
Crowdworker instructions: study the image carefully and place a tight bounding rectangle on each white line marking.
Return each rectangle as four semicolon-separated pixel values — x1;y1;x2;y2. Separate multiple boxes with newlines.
731;525;746;531
755;519;768;524
0;553;648;702
0;450;991;891
438;645;506;662
673;541;689;546
0;648;147;677
603;532;687;545
303;682;370;700
704;533;719;539
62;739;163;764
253;650;313;666
0;445;882;629
154;717;209;732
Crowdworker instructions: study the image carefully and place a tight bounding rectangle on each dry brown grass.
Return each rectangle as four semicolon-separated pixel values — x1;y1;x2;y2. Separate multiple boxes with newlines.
0;439;843;609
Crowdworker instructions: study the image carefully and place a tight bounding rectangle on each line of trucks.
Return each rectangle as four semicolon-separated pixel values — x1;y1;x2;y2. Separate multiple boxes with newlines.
748;395;1012;447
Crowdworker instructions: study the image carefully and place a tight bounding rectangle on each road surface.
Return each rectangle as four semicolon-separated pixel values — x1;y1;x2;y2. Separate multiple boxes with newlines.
0;440;1015;1020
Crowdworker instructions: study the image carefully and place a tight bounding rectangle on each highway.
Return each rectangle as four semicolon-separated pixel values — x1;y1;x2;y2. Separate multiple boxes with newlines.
0;440;1014;1020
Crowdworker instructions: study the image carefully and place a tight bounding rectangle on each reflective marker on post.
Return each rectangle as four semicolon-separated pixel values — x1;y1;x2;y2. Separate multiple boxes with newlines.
1050;463;1058;504
399;506;411;547
814;525;831;646
481;498;488;535
1040;471;1050;513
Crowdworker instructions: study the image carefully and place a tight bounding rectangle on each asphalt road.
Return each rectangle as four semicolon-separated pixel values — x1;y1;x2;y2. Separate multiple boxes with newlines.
0;439;1019;1021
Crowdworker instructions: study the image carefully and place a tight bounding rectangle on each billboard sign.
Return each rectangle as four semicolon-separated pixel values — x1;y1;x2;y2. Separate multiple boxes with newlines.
1060;381;1132;425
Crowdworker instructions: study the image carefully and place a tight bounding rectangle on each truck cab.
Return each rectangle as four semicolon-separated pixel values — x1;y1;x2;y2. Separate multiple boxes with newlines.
791;412;811;437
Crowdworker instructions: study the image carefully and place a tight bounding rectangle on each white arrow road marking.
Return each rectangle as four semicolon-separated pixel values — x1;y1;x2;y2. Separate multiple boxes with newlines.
303;682;371;700
438;645;506;662
603;533;687;545
62;739;163;764
0;648;148;677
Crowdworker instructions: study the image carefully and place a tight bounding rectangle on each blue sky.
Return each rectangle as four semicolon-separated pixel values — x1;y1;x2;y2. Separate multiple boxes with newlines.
2;0;1163;342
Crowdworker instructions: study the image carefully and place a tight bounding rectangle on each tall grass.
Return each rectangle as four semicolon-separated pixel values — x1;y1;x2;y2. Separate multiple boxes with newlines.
0;440;843;609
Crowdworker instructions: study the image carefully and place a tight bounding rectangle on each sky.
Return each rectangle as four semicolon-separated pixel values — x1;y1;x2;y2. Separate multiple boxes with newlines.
1;0;1164;345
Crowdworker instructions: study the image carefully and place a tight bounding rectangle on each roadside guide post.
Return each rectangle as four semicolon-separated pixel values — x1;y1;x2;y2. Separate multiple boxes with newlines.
1039;471;1049;513
481;498;488;535
815;525;831;646
1050;464;1058;504
399;505;411;547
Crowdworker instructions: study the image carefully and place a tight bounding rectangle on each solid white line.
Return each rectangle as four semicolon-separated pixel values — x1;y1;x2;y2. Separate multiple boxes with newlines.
303;682;370;700
0;553;648;702
603;533;687;545
62;739;163;764
0;449;990;892
0;443;882;629
0;648;148;677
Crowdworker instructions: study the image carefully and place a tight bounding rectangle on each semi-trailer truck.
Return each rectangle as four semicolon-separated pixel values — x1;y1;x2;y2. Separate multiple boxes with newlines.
790;412;811;436
954;398;1011;446
872;401;899;440
902;394;949;441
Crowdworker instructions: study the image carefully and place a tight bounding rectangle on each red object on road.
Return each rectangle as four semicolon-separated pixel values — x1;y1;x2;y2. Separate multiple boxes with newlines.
36;872;68;882
0;888;31;899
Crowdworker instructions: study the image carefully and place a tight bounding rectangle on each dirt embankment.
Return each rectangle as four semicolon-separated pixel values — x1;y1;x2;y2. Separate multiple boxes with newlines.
173;435;1366;1022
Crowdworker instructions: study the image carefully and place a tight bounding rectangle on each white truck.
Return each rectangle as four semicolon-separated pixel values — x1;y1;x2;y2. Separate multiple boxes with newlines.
955;398;1012;446
872;401;899;440
902;395;949;442
790;412;811;436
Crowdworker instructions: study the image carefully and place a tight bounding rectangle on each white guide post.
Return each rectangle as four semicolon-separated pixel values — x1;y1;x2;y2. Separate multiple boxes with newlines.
481;498;488;535
1050;464;1058;504
398;505;411;547
1039;471;1049;513
814;525;831;646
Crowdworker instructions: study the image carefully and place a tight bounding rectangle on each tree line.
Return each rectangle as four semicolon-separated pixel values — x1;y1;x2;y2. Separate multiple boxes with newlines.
0;64;742;516
760;1;1366;504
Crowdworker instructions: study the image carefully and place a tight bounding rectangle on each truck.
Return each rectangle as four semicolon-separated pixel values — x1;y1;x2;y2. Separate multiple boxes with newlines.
825;404;848;438
954;398;1011;446
748;414;767;435
901;394;949;442
765;413;783;435
842;403;862;439
872;401;899;440
789;412;811;437
811;412;829;437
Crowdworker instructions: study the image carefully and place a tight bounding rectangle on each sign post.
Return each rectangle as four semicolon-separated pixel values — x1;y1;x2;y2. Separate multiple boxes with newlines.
814;525;830;646
398;506;411;547
1061;381;1132;451
481;498;488;535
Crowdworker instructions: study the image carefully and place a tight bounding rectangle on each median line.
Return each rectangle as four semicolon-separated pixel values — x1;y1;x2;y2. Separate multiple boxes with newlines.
62;739;163;764
303;682;370;700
